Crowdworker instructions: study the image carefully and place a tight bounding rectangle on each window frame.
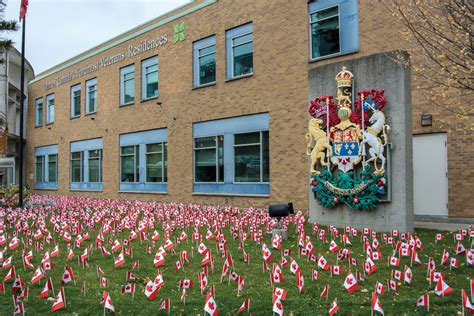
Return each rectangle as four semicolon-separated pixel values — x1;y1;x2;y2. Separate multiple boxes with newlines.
45;93;55;124
193;35;217;87
70;151;83;183
85;78;97;114
47;154;58;183
120;64;135;106
309;4;342;61
145;141;167;183
193;135;224;184
70;84;81;118
141;56;159;101
35;97;43;127
232;130;269;184
120;144;140;183
226;23;254;80
87;149;102;183
35;155;44;182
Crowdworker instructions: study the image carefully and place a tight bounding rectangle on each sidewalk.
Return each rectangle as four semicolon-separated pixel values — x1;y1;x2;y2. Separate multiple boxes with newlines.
415;215;474;231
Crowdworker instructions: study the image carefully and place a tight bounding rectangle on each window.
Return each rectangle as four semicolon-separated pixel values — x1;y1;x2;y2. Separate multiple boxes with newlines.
46;94;55;124
146;143;167;182
192;113;269;195
48;154;58;183
142;57;158;100
309;0;358;60
310;6;340;58
34;145;58;189
120;145;139;182
119;129;167;192
70;84;81;117
71;152;83;183
70;138;103;190
194;136;224;182
86;78;97;114
226;23;253;79
120;65;135;105
35;156;44;182
35;98;43;126
193;36;216;87
88;149;102;183
234;131;269;182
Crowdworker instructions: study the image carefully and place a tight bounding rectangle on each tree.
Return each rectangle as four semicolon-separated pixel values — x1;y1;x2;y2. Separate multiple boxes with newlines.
386;0;474;119
0;0;18;63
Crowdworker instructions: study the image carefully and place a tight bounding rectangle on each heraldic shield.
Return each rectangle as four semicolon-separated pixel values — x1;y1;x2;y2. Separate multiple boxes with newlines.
306;66;390;210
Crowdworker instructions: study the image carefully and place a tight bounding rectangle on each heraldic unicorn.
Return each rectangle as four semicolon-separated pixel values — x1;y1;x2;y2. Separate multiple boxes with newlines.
307;67;391;210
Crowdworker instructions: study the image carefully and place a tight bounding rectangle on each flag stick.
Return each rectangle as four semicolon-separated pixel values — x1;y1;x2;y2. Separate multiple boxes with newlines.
83;281;86;296
63;288;67;308
18;12;25;208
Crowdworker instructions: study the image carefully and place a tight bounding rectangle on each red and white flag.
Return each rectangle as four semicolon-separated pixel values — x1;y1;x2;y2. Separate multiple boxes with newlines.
238;297;250;313
31;267;44;284
450;257;459;269
415;294;429;310
19;0;29;21
371;293;384;315
317;255;330;270
204;295;218;316
51;288;66;312
435;278;453;297
343;271;358;294
121;283;135;295
144;280;159;300
114;253;125;267
160;298;171;311
179;279;193;289
403;265;412;284
13;302;25;315
273;287;287;301
462;289;474;314
3;265;16;282
61;267;75;285
329;298;339;316
331;265;342;276
441;249;449;265
388;279;398;292
320;284;329;299
272;298;284;316
388;256;399;267
39;277;54;299
375;281;384;296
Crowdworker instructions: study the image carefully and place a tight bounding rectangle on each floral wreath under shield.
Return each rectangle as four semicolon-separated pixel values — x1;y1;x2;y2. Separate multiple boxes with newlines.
306;67;391;210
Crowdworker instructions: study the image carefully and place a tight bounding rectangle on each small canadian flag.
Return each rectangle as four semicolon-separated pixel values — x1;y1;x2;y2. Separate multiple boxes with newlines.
51;288;66;312
388;256;400;267
121;283;135;295
415;294;429;310
61;267;75;285
39;277;54;299
343;271;358;294
204;295;218;316
329;298;339;316
31;267;45;284
441;249;449;265
320;284;329;299
175;260;183;271
462;288;474;314
160;298;171;311
375;281;384;296
331;265;342;276
66;249;74;261
371;293;384;315
114;253;125;267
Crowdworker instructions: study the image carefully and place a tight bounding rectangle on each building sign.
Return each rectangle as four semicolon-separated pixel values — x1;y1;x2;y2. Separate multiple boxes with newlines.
42;30;173;91
306;67;391;210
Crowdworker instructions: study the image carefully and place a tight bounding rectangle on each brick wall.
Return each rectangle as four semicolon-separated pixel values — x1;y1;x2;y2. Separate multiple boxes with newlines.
27;0;474;217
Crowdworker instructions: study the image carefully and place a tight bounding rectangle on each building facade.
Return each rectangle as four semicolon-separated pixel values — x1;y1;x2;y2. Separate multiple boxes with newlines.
27;0;474;218
0;47;34;187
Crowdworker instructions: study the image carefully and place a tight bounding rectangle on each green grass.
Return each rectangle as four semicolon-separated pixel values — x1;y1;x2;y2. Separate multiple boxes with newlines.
0;209;472;315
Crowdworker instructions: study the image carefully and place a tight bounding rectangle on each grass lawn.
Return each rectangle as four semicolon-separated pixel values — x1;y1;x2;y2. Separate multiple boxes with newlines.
0;195;472;315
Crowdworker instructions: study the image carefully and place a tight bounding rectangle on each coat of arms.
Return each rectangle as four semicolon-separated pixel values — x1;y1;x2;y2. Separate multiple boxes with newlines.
306;67;390;210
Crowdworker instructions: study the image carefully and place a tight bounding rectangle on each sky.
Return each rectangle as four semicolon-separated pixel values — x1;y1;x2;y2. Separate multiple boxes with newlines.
3;0;190;75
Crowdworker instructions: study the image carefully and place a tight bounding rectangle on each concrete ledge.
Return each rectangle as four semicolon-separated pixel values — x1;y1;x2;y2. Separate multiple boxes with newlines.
415;215;474;224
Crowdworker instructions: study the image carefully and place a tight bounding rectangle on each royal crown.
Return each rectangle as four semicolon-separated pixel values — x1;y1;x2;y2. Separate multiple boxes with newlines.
335;66;354;88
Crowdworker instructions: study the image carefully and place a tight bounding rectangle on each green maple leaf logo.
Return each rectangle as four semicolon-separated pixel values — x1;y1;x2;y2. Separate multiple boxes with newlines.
173;21;185;44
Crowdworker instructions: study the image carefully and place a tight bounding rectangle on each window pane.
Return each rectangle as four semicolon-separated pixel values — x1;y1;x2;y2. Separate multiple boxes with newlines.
48;155;57;182
121;155;135;182
147;143;162;153
233;33;253;46
88;149;101;182
235;144;260;182
262;131;269;182
124;78;134;103
88;87;97;112
195;137;216;148
146;71;158;98
36;103;43;125
235;132;260;145
199;53;216;85
310;6;338;22
147;152;163;182
311;14;340;58
71;152;82;183
48;99;55;122
199;45;215;56
35;156;43;182
195;148;216;182
233;41;253;76
217;136;224;182
73;90;81;116
163;143;168;183
121;146;134;155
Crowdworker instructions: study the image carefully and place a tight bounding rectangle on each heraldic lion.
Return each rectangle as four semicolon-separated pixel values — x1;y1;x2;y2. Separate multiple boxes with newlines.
306;118;332;175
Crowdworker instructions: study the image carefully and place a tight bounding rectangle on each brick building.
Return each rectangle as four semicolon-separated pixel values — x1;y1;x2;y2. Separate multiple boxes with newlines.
26;0;473;218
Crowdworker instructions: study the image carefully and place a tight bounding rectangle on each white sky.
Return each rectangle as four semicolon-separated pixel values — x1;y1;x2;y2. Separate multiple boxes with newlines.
3;0;190;75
